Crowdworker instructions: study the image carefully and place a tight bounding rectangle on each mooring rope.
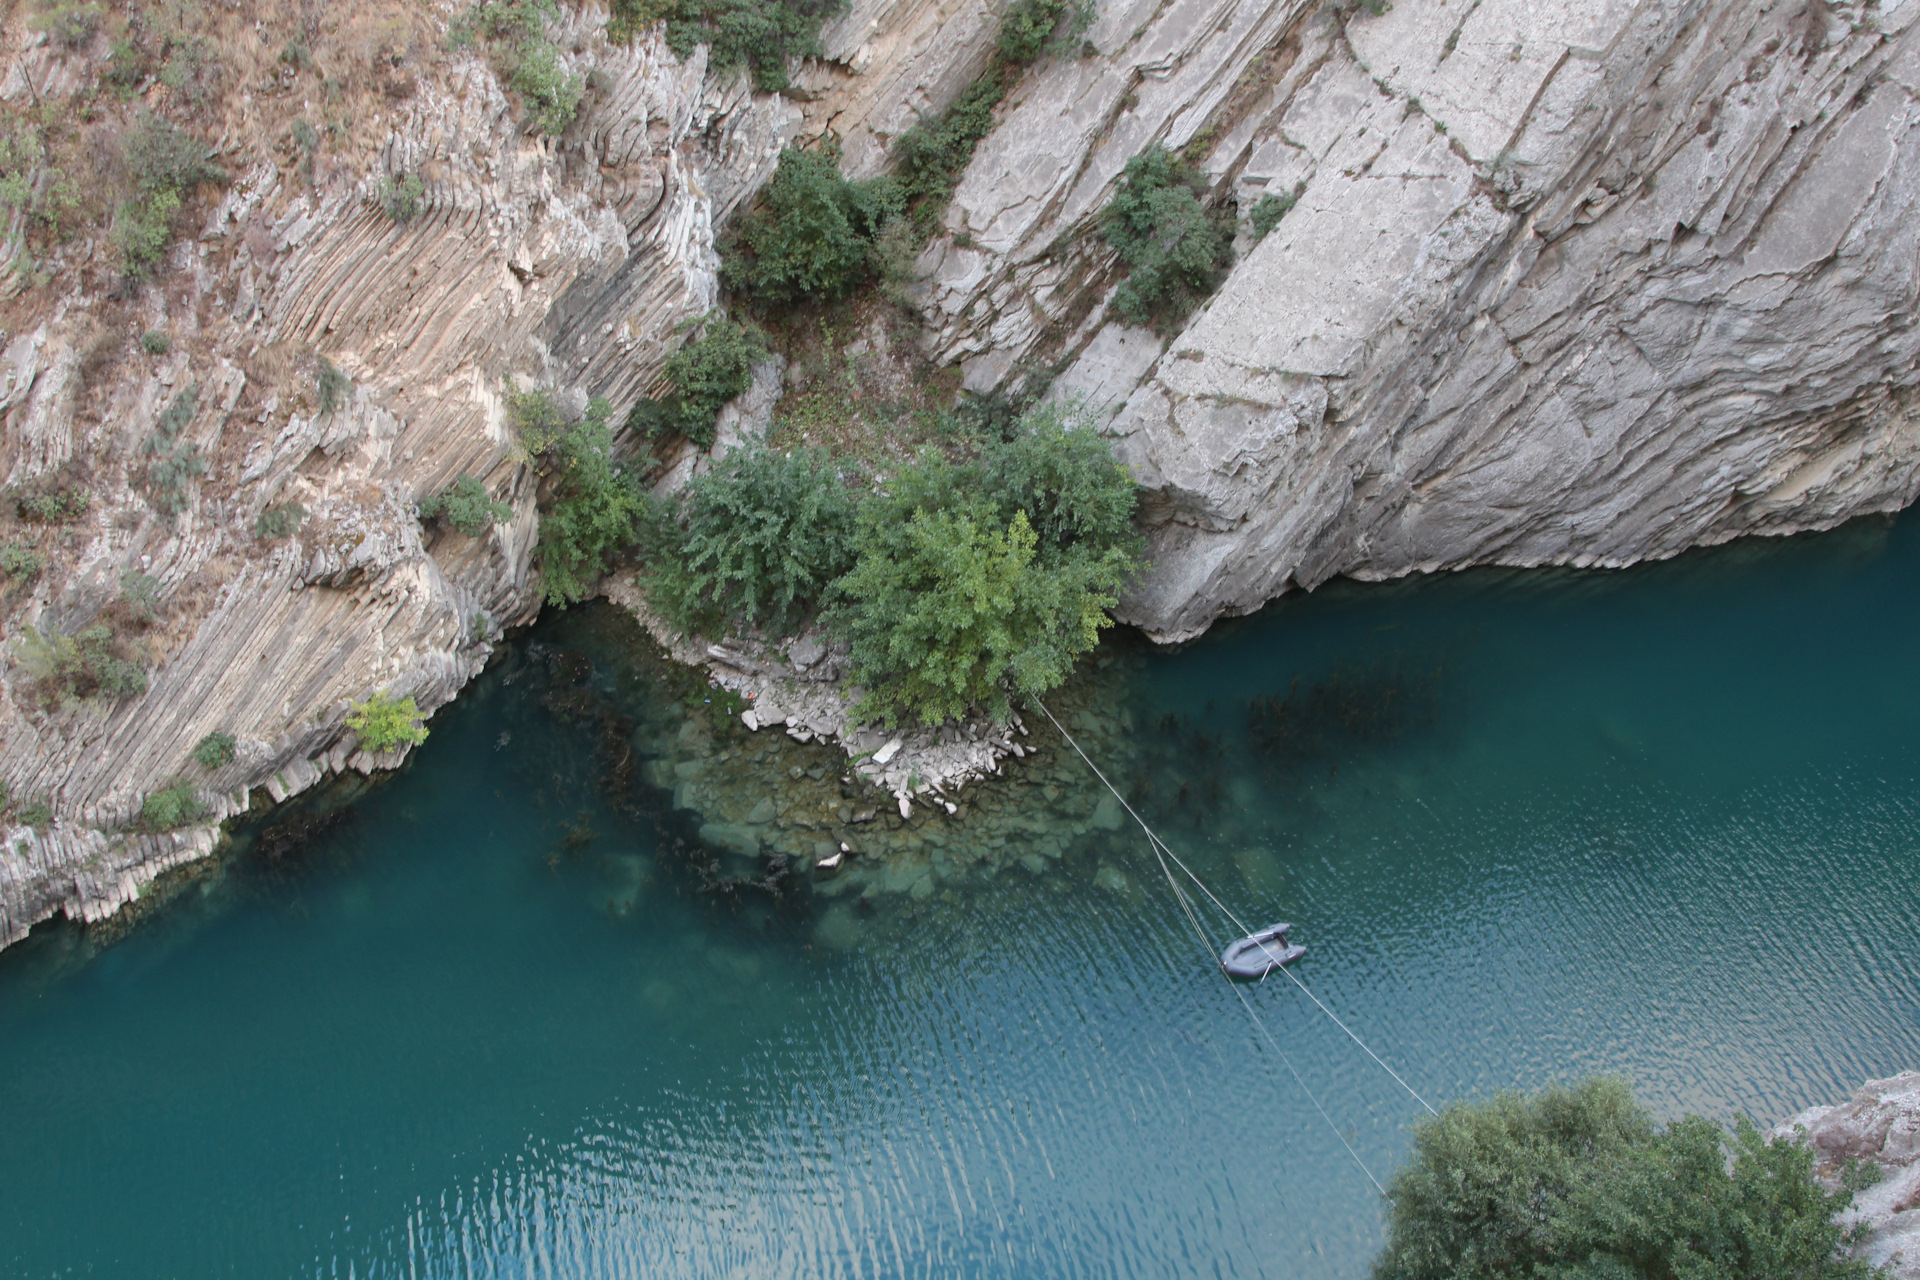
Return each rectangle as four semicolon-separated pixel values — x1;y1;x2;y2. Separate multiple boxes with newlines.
1030;696;1438;1120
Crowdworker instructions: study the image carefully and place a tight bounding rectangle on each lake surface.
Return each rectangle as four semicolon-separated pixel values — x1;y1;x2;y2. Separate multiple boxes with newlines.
4;515;1920;1278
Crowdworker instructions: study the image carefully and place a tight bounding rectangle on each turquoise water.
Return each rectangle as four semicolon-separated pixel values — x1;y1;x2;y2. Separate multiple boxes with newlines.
4;515;1920;1278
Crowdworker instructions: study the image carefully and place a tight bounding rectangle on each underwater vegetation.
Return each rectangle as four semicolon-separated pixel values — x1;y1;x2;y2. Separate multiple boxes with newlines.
1246;660;1443;773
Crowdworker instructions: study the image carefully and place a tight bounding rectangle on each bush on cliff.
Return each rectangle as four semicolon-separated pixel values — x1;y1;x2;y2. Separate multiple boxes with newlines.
824;406;1140;726
611;0;843;93
140;781;208;832
520;391;650;605
1099;145;1233;333
624;313;769;448
647;442;860;637
722;147;903;306
1373;1077;1875;1280
345;691;429;754
457;0;584;136
417;474;511;537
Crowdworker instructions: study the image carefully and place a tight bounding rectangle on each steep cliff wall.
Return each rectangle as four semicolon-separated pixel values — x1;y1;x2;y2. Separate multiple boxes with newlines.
0;0;1002;947
918;0;1920;639
7;0;1920;948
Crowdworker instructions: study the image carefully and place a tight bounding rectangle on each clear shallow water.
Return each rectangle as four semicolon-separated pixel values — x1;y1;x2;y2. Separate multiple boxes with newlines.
4;516;1920;1279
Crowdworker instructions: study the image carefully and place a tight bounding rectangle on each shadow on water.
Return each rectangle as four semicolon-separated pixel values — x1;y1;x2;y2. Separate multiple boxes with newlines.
1246;659;1444;775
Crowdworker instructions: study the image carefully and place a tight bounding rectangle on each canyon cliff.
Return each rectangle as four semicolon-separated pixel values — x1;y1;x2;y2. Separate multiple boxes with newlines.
3;0;1917;944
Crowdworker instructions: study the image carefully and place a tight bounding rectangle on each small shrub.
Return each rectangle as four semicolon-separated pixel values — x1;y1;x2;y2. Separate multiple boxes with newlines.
376;172;424;222
624;313;769;447
651;443;860;635
140;329;171;355
613;0;842;93
36;0;103;48
14;623;148;705
113;189;181;277
459;0;585;135
994;0;1092;66
118;569;163;625
279;41;313;72
316;357;351;413
142;385;206;516
345;691;429;753
105;36;150;95
291;117;320;154
124;114;226;194
1248;185;1299;240
12;797;53;829
524;394;651;605
894;72;1006;227
1098;146;1234;332
114;116;224;276
157;34;221;108
192;731;236;769
254;502;305;541
140;781;207;831
417;474;510;537
722;147;903;306
1;541;46;585
14;475;88;522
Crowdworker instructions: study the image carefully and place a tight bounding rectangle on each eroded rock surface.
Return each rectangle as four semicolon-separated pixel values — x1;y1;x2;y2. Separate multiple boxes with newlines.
1775;1071;1920;1278
923;0;1920;639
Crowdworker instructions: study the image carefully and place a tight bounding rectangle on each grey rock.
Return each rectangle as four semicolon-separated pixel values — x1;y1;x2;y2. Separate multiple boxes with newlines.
1773;1071;1920;1278
745;796;777;825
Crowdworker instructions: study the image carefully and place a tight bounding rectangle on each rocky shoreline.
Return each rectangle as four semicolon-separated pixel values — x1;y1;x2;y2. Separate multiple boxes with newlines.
1775;1071;1920;1279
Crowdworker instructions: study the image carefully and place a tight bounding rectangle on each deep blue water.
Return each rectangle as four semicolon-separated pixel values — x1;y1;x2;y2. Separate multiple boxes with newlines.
3;515;1919;1278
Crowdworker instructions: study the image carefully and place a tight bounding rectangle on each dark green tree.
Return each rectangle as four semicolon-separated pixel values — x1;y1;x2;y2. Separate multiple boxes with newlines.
722;147;902;305
1374;1077;1876;1280
1098;146;1233;332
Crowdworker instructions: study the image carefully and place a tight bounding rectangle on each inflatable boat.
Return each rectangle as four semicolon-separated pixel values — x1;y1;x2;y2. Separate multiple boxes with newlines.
1220;924;1304;979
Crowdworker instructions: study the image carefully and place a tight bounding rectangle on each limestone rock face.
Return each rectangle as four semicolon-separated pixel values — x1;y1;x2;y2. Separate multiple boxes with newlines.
923;0;1920;640
1775;1071;1920;1278
0;0;1005;947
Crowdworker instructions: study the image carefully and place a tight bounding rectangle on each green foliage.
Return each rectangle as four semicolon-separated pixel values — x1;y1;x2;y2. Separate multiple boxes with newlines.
142;385;205;516
316;357;351;413
825;407;1140;725
376;172;425;222
459;0;585;135
118;569;163;625
345;691;429;753
523;393;650;605
254;502;305;541
112;188;180;277
652;443;860;636
994;0;1093;65
140;329;171;355
140;781;207;831
1;540;45;585
613;0;843;93
291;117;320;154
0;122;75;232
624;313;769;447
14;622;147;706
417;474;510;537
192;730;237;769
1248;186;1298;240
722;147;903;306
1098;146;1234;332
14;475;88;522
125;114;226;194
35;1;104;49
894;72;1005;225
10;794;53;829
831;505;1121;726
1373;1077;1875;1280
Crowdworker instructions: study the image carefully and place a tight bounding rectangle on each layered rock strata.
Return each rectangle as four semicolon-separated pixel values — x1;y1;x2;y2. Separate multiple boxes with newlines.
919;0;1920;639
0;0;1011;948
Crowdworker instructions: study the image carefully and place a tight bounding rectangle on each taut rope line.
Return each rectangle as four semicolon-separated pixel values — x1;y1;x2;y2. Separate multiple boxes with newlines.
1029;696;1439;1120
